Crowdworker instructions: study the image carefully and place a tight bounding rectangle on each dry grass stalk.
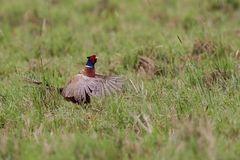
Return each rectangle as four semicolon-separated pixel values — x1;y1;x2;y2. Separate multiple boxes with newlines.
132;113;153;134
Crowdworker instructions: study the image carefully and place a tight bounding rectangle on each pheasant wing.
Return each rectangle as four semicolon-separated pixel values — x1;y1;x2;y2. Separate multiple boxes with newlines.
89;75;125;97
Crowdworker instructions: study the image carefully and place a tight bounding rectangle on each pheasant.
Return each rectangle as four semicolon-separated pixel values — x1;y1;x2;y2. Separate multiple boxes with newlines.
60;54;125;104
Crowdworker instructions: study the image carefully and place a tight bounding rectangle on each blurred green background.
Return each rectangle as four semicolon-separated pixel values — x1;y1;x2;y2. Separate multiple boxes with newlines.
0;0;240;159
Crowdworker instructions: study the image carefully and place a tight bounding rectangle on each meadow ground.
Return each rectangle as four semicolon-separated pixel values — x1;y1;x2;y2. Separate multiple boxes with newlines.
0;0;240;159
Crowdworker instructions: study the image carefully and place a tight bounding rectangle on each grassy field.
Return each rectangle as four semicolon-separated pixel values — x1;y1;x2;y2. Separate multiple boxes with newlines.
0;0;240;159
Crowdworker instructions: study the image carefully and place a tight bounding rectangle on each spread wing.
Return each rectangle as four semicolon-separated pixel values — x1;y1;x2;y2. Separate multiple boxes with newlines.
61;74;125;103
91;74;125;96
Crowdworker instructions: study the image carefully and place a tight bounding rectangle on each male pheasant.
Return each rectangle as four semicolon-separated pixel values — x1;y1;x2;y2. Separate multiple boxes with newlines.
60;54;125;104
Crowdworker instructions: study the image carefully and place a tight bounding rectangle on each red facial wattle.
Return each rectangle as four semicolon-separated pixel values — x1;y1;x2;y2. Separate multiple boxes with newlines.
90;55;97;64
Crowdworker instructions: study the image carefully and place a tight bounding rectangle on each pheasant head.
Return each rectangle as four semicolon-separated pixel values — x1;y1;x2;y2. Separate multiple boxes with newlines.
86;54;97;68
81;54;98;77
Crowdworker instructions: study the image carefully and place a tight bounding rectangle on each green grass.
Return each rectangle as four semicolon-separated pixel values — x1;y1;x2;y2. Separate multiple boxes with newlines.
0;0;240;159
